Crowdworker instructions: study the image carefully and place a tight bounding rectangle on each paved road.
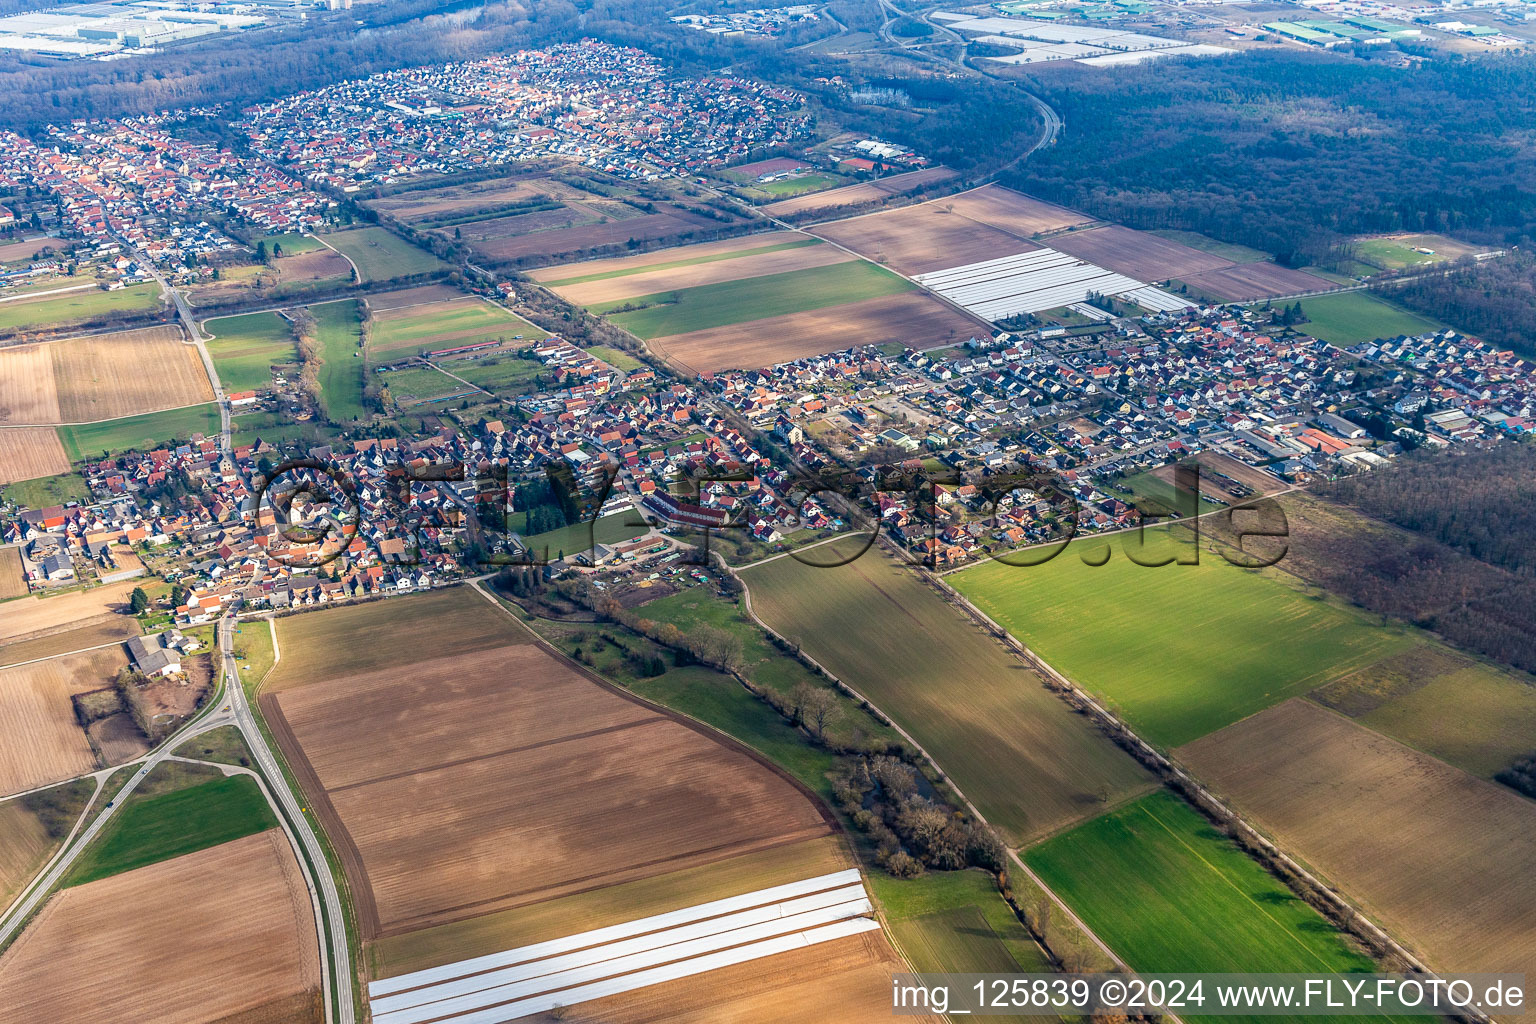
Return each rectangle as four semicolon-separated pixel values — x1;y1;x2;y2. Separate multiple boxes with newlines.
136;253;232;456
0;699;231;949
221;618;355;1024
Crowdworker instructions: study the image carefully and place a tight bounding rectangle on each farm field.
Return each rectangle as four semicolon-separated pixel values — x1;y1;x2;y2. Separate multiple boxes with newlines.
1310;642;1536;779
461;203;723;266
1050;224;1235;282
0;427;69;484
57;402;221;461
0;471;89;509
369;834;851;978
872;868;1052;1019
0;830;321;1024
528;232;810;286
812;202;1041;277
1180;261;1335;302
48;326;212;423
320;227;446;282
367;295;546;359
0;237;61;264
0;797;54;906
1178;699;1536;987
1148;229;1272;263
0;282;161;335
587;344;645;371
652;291;985;374
950;526;1415;747
1026;790;1397;1024
362;172;550;222
0;547;24;600
540;928;932;1024
742;541;1153;844
261;585;514;689
65;774;276;886
598;260;915;339
0;647;127;797
0;615;140;668
262;586;834;947
265;640;832;936
760;166;960;217
308;299;367;422
202;311;296;392
0;326;211;427
551;238;850;307
0;581;139;643
1291;290;1444;345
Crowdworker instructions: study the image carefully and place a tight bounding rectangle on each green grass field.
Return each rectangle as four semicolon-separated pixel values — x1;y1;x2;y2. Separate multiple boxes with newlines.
57;403;221;461
379;364;466;402
1027;791;1414;1024
596;260;914;339
1289;291;1443;346
585;345;645;371
322;227;446;282
953;527;1414;748
743;173;848;199
309;299;368;422
743;541;1153;844
1358;660;1536;779
203;310;296;392
64;775;276;886
518;511;650;561
538;238;819;288
446;355;546;394
369;298;547;359
265;232;324;256
1;472;90;508
0;283;161;333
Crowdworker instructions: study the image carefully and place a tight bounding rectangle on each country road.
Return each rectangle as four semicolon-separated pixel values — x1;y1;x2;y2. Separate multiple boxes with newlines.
220;617;356;1024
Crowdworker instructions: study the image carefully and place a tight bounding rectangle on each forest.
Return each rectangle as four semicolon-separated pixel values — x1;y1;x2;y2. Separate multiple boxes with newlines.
1007;52;1536;267
1289;444;1536;674
1376;252;1536;357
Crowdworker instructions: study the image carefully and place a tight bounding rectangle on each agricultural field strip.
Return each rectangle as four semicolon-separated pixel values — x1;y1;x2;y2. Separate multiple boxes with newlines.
384;919;880;1024
373;885;866;1011
373;891;872;1023
371;868;861;995
914;248;1186;319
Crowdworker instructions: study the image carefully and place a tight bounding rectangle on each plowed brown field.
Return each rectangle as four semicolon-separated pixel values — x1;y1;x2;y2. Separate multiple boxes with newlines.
653;291;985;373
556;244;853;307
49;326;213;422
558;930;942;1024
264;591;835;939
0;345;61;424
1179;698;1536;984
814;204;1039;276
1182;263;1334;301
1050;224;1234;282
0;830;321;1024
0;427;69;484
0;647;126;796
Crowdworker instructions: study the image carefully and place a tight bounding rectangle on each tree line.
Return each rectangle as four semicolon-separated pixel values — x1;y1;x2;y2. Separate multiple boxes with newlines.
1375;252;1536;359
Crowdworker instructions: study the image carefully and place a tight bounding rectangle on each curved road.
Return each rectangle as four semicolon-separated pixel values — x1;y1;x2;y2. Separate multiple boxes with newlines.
220;618;355;1024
